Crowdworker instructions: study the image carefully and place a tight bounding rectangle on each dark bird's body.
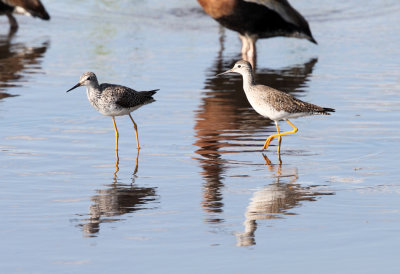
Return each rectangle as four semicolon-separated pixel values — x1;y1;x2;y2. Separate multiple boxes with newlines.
198;0;316;66
0;0;50;31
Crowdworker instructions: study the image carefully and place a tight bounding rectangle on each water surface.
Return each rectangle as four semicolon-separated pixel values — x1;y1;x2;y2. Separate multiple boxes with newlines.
1;0;400;273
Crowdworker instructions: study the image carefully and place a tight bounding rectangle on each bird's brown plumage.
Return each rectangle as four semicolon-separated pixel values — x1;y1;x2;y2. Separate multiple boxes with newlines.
1;0;50;19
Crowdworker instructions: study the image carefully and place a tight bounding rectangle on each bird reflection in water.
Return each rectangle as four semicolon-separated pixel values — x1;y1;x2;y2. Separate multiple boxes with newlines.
0;34;49;99
79;149;159;237
194;34;318;223
235;154;334;247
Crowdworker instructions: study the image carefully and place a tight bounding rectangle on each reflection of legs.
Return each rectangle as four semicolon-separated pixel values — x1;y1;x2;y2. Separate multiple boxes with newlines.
262;153;282;172
133;148;140;175
262;153;272;167
114;153;119;182
263;120;298;150
112;117;119;161
128;114;140;149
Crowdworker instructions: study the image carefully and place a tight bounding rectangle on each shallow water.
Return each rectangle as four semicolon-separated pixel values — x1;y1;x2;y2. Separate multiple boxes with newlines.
1;0;400;273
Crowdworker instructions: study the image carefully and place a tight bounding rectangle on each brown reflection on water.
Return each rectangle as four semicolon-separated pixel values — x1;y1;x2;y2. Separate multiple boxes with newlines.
0;34;48;97
236;154;334;246
78;151;159;237
195;40;318;223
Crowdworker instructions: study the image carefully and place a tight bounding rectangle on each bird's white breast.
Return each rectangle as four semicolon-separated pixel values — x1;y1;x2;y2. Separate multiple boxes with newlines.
244;91;283;120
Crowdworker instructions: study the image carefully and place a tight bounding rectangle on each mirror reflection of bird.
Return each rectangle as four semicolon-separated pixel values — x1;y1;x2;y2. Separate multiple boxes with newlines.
0;0;50;32
236;154;334;247
197;0;316;67
0;36;49;97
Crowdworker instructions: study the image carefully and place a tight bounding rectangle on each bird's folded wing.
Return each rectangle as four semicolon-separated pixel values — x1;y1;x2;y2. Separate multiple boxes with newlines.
243;0;303;27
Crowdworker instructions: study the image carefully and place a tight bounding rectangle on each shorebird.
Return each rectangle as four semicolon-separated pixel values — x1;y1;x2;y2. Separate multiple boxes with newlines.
217;60;334;153
197;0;316;67
0;0;50;32
67;72;158;155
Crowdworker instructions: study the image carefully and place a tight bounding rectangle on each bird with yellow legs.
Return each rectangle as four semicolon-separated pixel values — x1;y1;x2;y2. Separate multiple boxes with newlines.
67;72;158;163
217;60;334;155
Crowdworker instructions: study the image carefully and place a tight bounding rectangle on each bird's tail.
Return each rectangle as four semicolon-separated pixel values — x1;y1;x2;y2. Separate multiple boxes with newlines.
141;89;159;97
308;35;318;45
320;107;335;115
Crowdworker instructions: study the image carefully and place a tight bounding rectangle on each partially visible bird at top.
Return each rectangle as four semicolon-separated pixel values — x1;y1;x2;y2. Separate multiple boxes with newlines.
0;0;50;32
67;72;158;160
197;0;317;68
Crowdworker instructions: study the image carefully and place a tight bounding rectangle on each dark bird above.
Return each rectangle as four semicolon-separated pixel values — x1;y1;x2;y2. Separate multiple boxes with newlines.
0;0;50;32
198;0;316;67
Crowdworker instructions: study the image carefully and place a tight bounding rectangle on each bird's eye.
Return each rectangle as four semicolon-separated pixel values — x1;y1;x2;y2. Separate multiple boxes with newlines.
87;77;91;80
238;65;241;68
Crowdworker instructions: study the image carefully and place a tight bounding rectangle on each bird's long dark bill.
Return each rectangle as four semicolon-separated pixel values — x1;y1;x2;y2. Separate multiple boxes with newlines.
216;69;233;76
66;83;81;92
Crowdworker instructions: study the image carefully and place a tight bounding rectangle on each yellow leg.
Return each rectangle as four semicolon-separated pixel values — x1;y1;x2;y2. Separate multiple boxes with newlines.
262;121;278;150
128;114;140;149
112;117;119;161
262;119;298;150
276;122;282;154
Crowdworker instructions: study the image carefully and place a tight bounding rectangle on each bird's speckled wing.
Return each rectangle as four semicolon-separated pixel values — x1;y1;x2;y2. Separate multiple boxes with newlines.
257;85;330;114
100;83;156;109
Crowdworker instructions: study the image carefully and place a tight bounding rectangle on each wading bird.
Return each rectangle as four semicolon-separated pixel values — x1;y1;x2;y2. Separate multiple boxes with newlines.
217;60;334;153
67;72;158;158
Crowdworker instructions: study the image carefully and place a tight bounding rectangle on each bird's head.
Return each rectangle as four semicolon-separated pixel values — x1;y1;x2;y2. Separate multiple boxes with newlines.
216;60;253;76
66;72;98;92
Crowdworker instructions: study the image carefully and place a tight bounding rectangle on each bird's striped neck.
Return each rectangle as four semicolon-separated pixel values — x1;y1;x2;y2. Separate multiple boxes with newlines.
86;84;101;103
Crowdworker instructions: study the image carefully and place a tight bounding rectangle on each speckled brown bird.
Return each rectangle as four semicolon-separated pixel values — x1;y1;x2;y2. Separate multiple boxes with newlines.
217;60;334;153
198;0;316;67
0;0;50;31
